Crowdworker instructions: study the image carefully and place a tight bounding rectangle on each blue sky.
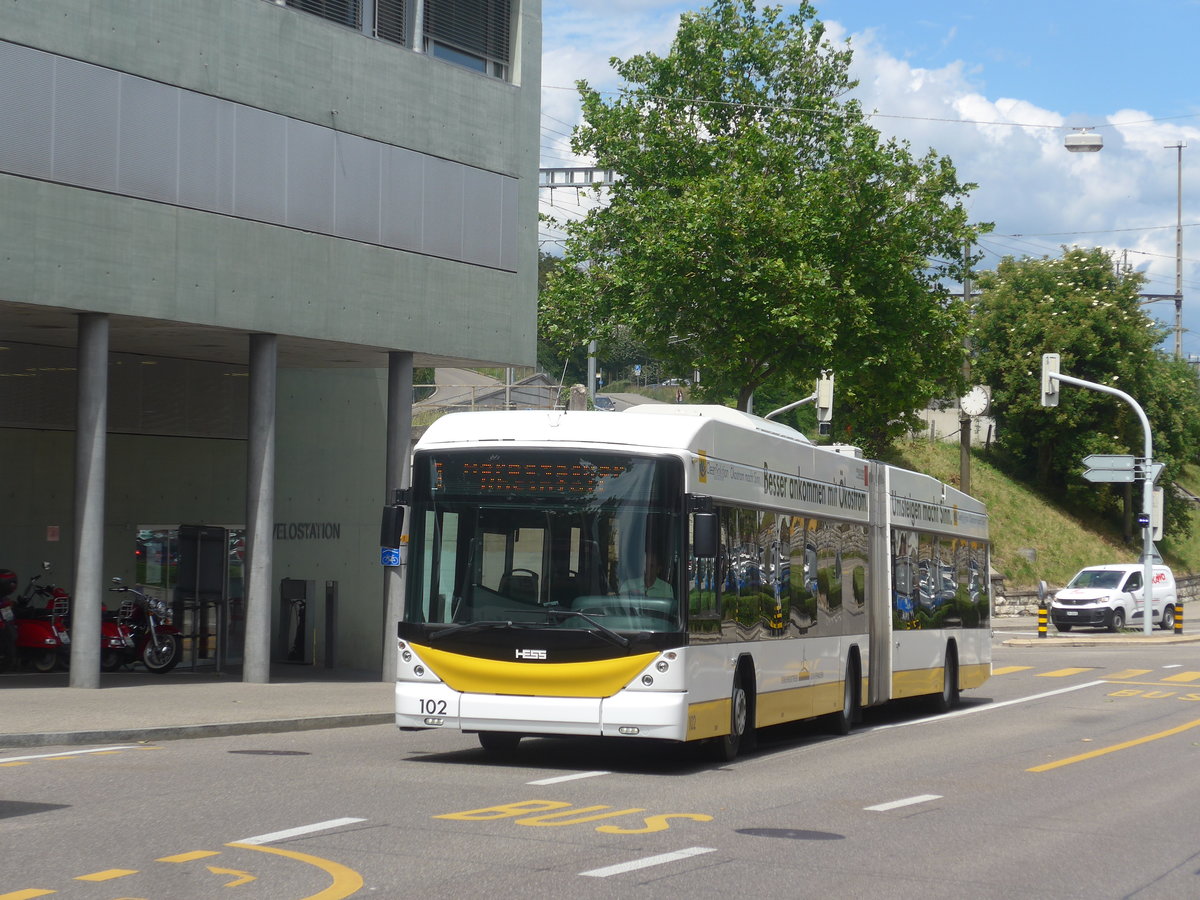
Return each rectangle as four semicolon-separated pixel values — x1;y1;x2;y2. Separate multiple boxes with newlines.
540;1;1200;356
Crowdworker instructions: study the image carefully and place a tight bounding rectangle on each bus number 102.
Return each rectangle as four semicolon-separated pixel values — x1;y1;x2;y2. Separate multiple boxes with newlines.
420;699;448;715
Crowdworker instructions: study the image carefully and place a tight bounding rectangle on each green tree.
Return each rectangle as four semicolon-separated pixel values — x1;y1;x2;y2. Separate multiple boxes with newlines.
971;247;1200;538
540;0;984;455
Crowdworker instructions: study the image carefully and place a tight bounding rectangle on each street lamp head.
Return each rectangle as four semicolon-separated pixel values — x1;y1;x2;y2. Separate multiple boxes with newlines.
1065;128;1103;152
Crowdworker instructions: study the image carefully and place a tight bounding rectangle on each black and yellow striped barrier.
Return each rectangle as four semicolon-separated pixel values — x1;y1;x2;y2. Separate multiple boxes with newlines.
1038;605;1048;638
1175;601;1183;635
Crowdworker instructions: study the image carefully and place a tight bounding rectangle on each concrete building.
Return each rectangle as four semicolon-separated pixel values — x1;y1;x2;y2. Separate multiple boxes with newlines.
0;0;541;684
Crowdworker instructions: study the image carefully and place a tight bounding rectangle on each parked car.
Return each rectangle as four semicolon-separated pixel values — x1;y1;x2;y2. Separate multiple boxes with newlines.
1050;564;1177;632
593;395;616;411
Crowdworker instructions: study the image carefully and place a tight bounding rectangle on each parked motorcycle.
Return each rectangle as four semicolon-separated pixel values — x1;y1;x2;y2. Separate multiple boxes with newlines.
5;563;71;672
105;578;183;674
0;568;18;671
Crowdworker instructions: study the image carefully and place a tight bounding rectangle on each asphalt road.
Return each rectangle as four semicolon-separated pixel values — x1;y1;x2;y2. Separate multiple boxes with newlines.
4;639;1200;899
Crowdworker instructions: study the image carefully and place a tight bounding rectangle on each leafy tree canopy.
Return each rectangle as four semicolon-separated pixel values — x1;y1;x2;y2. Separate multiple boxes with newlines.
971;247;1200;538
539;0;986;455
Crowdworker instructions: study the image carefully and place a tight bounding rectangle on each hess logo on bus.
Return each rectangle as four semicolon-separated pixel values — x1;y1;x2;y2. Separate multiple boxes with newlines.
516;649;547;660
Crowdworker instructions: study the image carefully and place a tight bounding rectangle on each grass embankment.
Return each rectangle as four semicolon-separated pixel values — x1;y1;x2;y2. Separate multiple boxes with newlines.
890;441;1200;589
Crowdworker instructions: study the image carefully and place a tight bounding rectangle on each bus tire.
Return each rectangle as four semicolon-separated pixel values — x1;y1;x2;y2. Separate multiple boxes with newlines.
827;654;861;735
930;645;960;713
714;669;751;762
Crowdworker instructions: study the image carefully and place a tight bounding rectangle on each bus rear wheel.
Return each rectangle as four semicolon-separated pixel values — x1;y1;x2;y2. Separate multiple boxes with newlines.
930;647;960;713
827;657;860;735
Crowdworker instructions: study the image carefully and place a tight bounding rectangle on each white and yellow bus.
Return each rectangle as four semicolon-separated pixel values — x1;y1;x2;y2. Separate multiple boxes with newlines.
389;404;990;759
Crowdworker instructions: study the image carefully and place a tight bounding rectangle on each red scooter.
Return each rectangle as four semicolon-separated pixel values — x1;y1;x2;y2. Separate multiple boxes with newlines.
0;569;18;672
4;563;71;672
105;578;183;673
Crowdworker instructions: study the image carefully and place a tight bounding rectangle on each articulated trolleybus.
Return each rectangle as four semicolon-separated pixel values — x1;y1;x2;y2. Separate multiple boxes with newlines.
387;404;990;759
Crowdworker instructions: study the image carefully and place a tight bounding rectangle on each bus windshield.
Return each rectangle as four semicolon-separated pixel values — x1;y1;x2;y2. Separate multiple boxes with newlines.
404;450;684;633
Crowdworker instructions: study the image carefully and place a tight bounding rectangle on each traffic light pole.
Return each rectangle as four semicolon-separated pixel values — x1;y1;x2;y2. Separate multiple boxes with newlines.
1044;359;1156;635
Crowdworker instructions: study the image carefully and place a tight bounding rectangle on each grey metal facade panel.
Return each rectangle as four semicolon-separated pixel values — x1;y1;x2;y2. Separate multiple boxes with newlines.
334;132;383;244
178;91;224;212
0;39;517;273
0;43;53;179
286;118;336;234
233;104;288;223
118;76;181;202
380;145;424;249
51;57;120;192
462;164;503;269
421;154;464;260
500;174;517;272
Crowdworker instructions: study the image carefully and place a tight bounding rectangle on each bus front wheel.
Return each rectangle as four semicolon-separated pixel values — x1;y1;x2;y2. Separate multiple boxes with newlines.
478;732;521;756
714;671;751;762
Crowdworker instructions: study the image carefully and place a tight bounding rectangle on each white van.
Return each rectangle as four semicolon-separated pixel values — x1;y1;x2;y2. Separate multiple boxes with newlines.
1051;564;1177;632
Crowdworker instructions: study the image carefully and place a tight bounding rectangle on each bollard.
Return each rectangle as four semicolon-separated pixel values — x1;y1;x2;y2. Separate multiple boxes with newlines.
1038;605;1048;639
1175;601;1183;635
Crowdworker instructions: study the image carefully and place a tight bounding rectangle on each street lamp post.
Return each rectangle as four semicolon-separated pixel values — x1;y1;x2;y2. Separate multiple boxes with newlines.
1166;142;1186;360
1064;132;1186;358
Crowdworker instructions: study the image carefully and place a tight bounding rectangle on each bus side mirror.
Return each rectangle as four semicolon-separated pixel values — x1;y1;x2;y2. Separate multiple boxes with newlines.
380;505;405;549
693;512;718;558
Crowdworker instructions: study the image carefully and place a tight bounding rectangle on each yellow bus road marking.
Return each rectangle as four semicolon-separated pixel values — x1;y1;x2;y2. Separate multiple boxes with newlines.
1038;667;1096;678
1106;669;1152;680
75;868;137;882
8;823;364;900
1161;671;1200;683
158;850;222;863
208;866;256;887
992;666;1034;676
1028;717;1200;773
437;799;713;834
227;843;363;900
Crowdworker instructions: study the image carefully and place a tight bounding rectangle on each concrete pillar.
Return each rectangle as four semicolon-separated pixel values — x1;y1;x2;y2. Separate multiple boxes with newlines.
243;334;277;683
69;314;109;688
381;351;414;680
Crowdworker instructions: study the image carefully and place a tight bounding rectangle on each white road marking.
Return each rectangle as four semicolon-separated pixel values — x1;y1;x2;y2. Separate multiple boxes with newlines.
1163;664;1183;669
236;818;366;845
865;794;943;812
527;770;611;785
868;681;1107;731
0;745;140;764
581;847;716;878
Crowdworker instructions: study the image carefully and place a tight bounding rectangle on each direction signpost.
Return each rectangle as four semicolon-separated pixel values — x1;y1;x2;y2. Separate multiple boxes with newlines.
1045;354;1158;635
1082;454;1137;483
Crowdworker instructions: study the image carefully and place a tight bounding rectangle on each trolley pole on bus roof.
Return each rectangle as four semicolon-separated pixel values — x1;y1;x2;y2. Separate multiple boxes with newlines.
1041;354;1158;635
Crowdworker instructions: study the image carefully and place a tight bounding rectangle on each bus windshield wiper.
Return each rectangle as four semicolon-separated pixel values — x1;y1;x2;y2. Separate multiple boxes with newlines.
426;619;538;642
545;609;632;649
